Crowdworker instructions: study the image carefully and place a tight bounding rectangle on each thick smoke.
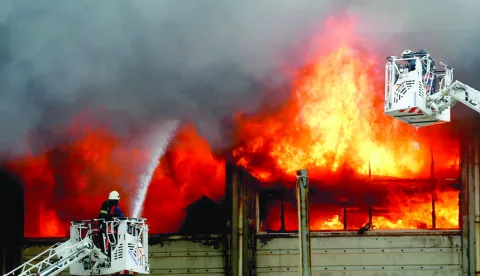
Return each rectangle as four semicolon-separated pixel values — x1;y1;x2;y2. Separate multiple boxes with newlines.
0;0;349;155
345;0;480;130
349;0;480;72
1;0;480;156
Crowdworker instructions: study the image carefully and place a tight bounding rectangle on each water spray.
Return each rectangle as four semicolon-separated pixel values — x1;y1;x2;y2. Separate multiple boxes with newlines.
131;120;180;218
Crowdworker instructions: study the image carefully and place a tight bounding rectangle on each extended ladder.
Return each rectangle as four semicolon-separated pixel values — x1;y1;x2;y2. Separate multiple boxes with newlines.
4;218;149;276
3;235;108;276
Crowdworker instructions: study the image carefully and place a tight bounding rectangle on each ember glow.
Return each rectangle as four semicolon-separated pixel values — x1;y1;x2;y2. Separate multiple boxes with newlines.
6;17;460;237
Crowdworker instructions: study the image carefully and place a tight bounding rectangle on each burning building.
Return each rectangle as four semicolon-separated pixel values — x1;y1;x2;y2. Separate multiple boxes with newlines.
2;2;480;275
6;43;471;275
4;26;462;238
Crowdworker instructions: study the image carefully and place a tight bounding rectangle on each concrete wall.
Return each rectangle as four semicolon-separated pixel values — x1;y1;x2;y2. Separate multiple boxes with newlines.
256;231;462;276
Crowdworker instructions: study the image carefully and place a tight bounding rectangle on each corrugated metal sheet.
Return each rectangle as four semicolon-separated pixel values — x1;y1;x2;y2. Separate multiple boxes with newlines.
22;235;225;276
20;232;463;275
149;235;225;275
256;233;462;275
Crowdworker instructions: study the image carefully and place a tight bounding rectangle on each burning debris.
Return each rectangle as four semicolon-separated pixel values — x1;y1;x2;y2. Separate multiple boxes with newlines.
357;222;372;235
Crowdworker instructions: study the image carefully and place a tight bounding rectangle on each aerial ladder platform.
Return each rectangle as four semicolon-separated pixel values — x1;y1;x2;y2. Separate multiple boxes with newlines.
3;218;149;276
384;50;480;127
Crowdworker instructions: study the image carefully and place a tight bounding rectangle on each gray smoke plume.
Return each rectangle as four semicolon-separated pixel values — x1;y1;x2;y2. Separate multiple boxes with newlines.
0;0;347;156
1;0;480;156
349;0;480;70
346;0;480;128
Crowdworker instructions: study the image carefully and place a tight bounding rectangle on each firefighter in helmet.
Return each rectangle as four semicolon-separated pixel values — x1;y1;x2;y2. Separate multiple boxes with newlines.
97;191;125;253
98;190;125;220
402;49;416;71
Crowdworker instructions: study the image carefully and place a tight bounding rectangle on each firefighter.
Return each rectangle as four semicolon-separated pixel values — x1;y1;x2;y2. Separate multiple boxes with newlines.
416;48;437;94
402;49;437;94
98;190;125;220
97;191;125;253
401;49;416;71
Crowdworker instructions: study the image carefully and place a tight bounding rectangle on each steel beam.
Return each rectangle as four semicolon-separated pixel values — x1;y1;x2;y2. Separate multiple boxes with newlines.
256;193;260;233
227;164;259;276
461;138;476;276
474;137;480;275
461;139;468;275
231;170;240;276
296;169;311;276
431;148;437;229
468;139;476;276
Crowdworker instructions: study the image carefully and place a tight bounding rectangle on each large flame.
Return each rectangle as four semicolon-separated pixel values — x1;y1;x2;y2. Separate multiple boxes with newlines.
233;19;460;230
5;17;460;236
233;46;455;181
373;192;459;229
7;122;225;237
141;124;225;233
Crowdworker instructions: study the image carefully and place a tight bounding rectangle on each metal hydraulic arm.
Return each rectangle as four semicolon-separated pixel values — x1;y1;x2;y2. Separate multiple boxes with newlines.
428;80;480;115
3;235;108;276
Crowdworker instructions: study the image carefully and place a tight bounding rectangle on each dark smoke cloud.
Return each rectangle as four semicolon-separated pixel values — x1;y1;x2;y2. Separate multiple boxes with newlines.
1;0;479;156
0;0;349;155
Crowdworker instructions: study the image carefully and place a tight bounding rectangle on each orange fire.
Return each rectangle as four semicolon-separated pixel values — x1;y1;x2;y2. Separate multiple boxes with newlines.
6;17;461;236
233;18;460;230
262;188;459;232
7;121;140;237
311;215;344;231
142;124;225;233
370;190;459;229
233;46;456;180
8;120;225;237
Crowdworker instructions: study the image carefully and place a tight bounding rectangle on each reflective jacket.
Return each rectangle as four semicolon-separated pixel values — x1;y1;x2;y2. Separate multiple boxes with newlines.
98;200;125;221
